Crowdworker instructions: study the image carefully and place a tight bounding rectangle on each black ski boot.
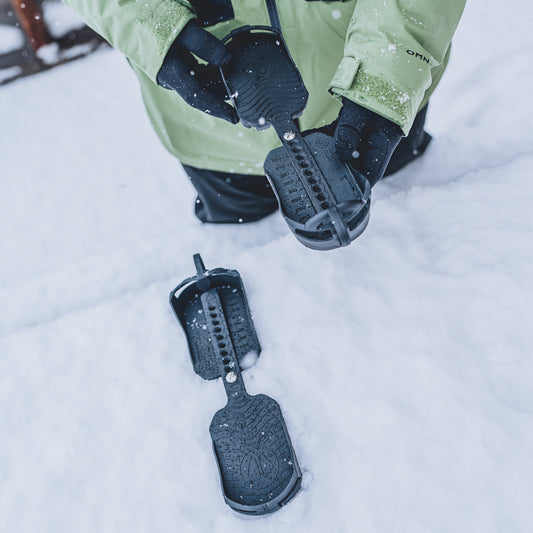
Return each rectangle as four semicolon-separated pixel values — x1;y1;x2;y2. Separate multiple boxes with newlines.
384;105;432;177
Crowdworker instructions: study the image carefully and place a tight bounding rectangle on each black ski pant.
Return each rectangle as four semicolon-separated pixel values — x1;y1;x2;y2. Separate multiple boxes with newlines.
183;105;431;224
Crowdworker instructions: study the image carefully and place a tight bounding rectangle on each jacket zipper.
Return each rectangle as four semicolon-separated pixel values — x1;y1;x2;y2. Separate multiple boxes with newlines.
265;0;282;32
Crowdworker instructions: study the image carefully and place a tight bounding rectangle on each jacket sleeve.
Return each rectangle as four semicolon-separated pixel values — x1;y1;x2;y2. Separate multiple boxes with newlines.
329;0;466;135
61;0;196;82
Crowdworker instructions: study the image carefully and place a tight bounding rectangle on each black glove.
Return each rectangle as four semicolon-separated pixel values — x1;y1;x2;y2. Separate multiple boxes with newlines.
157;20;238;124
335;98;403;186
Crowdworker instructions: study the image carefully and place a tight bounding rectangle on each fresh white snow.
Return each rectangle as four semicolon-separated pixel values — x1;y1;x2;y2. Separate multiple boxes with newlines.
0;25;24;54
42;0;87;38
1;1;533;532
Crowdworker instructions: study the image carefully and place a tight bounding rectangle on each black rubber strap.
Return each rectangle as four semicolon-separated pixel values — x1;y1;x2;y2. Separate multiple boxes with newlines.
265;0;281;31
200;289;247;397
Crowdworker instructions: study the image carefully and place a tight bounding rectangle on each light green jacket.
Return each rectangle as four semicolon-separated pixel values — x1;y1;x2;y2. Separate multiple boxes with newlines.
62;0;466;174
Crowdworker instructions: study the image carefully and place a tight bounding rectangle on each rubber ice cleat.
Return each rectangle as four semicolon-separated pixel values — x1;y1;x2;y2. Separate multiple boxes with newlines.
220;26;372;250
170;254;302;515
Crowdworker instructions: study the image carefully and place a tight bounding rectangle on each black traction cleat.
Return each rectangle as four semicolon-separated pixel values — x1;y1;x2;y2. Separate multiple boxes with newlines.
220;26;372;250
170;254;302;515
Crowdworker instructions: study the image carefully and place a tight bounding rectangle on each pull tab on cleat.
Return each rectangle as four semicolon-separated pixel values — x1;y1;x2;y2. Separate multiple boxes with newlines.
170;255;302;515
220;25;372;251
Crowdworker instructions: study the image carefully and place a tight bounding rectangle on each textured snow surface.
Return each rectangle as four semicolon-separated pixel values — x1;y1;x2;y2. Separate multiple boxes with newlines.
1;2;533;532
0;26;24;54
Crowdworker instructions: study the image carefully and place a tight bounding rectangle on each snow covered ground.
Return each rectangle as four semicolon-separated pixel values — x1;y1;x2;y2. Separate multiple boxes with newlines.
1;2;533;532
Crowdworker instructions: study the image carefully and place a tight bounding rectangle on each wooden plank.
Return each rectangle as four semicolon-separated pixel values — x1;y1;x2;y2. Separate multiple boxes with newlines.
9;0;50;50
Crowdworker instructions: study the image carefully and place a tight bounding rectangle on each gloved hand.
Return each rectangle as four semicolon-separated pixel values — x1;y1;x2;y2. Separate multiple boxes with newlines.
335;98;403;186
157;20;238;124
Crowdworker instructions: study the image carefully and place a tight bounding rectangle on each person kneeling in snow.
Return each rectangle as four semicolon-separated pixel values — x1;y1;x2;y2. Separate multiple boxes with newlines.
62;0;465;224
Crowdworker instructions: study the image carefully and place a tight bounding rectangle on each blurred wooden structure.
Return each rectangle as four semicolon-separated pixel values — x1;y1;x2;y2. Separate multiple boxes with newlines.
0;0;107;85
10;0;51;50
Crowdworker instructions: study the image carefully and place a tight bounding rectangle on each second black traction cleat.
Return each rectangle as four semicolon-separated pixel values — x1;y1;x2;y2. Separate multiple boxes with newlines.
220;25;372;250
170;254;302;515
